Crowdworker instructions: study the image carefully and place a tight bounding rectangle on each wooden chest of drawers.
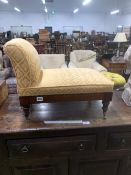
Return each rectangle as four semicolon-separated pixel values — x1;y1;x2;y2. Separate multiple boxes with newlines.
0;93;131;175
7;135;96;158
108;132;131;150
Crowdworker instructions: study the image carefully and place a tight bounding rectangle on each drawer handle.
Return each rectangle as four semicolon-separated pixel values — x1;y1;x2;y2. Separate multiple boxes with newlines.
121;138;126;146
79;143;85;151
21;146;29;153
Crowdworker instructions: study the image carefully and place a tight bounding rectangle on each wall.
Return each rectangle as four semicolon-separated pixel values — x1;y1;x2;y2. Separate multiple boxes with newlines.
0;11;130;34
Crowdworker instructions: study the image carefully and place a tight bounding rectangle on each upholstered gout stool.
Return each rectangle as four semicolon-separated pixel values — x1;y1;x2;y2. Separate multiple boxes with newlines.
4;39;114;119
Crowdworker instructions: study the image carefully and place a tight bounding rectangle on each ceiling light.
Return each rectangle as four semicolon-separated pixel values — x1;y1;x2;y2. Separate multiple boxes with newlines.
42;0;45;4
0;0;8;4
82;0;92;6
110;9;120;15
73;8;79;13
14;7;21;12
117;25;122;28
44;6;48;13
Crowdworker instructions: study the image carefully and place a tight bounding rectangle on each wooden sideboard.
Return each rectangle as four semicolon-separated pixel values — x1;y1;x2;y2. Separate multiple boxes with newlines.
0;92;131;175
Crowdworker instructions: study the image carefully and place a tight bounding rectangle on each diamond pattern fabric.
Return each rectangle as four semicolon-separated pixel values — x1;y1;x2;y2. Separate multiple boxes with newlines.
19;68;114;96
4;38;41;89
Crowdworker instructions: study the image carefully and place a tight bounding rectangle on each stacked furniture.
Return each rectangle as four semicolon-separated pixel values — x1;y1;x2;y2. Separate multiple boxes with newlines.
39;29;50;43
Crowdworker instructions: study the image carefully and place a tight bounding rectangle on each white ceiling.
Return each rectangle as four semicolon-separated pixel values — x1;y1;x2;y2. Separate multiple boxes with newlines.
0;0;131;14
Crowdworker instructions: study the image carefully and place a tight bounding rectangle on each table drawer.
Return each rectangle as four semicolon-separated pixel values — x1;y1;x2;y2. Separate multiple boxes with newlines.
7;135;96;158
108;132;131;150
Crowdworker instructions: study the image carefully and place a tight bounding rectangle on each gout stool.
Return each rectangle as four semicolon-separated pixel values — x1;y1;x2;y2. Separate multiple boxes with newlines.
4;39;114;119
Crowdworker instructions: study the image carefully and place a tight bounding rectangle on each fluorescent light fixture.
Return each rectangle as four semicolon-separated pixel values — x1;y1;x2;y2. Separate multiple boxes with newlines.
42;0;45;4
82;0;92;6
110;9;119;15
14;7;21;12
0;0;8;4
73;8;79;13
44;6;48;13
117;25;122;28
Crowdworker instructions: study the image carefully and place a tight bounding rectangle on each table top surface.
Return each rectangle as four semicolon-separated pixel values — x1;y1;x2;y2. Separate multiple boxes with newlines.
102;57;126;64
0;91;131;136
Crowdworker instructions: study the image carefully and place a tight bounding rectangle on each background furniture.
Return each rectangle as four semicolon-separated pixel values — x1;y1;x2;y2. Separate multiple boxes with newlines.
69;50;107;72
0;55;17;94
122;26;131;42
101;57;127;74
0;91;131;175
0;29;129;64
33;44;45;54
113;32;127;58
0;80;8;106
39;54;67;69
39;29;50;43
10;25;33;38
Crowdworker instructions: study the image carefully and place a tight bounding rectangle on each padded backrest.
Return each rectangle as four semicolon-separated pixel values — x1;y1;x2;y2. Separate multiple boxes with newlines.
70;50;96;68
39;54;65;69
4;38;41;88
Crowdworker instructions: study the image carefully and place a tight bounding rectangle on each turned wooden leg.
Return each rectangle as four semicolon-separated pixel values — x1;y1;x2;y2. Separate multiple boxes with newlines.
102;101;110;119
23;105;30;119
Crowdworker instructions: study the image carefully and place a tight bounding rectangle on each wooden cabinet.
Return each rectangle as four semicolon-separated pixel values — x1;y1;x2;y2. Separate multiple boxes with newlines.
127;157;131;175
0;132;130;175
108;132;131;150
1;93;131;175
70;158;122;175
9;159;68;175
7;135;96;158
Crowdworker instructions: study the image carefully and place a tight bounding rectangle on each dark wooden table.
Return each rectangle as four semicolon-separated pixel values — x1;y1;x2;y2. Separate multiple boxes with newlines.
0;92;131;175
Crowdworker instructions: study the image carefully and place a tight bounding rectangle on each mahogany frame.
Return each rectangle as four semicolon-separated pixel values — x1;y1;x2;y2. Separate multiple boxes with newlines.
19;92;113;119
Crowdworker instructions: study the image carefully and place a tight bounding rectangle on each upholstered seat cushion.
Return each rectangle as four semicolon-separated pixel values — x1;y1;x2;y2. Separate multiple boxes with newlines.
19;68;114;96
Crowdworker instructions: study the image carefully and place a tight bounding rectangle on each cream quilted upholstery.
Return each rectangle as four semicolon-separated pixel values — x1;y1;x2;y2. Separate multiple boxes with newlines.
69;50;107;72
39;54;67;69
4;39;114;97
4;38;42;89
70;50;96;68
